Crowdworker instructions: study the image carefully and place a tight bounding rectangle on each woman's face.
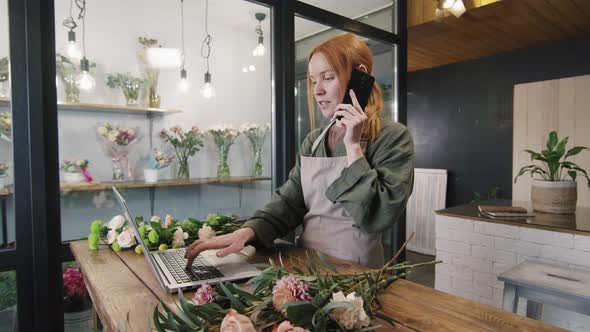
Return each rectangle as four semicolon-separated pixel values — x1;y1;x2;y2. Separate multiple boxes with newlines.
309;52;343;119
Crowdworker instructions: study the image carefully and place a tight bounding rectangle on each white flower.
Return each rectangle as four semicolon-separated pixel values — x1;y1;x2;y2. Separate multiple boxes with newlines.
198;224;216;240
108;215;125;230
161;214;174;229
116;228;137;248
97;126;108;136
128;129;135;137
107;130;118;142
106;229;119;244
150;215;161;223
328;291;370;330
172;227;189;247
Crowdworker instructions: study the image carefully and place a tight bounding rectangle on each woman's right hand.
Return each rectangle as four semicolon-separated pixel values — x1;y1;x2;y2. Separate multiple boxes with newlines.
184;227;256;269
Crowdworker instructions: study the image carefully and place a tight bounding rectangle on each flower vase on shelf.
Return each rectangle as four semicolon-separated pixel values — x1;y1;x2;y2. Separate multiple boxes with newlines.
252;146;263;177
0;81;9;99
63;75;80;103
177;158;190;180
112;158;124;181
63;172;85;183
148;80;160;108
144;168;158;183
217;145;230;178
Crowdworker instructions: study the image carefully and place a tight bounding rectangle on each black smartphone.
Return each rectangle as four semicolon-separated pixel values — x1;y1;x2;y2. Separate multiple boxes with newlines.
337;67;375;120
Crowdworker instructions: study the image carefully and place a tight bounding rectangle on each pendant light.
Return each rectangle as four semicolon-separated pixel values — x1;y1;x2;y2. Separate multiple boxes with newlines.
74;0;95;91
62;0;82;60
252;13;266;57
178;0;189;92
200;0;215;99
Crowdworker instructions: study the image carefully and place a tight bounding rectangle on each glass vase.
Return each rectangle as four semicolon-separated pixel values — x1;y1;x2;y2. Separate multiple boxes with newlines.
121;80;141;106
63;74;80;103
0;81;8;98
177;157;190;179
146;69;160;108
252;146;263;177
217;145;230;178
112;158;124;181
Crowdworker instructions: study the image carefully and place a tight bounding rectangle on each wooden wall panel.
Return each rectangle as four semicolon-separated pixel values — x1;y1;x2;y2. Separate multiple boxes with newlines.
513;75;590;207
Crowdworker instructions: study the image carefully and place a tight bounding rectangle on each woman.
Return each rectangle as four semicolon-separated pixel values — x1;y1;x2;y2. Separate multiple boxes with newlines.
186;33;415;268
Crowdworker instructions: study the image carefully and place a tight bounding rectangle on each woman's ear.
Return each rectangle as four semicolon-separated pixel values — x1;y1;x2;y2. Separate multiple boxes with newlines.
357;64;368;73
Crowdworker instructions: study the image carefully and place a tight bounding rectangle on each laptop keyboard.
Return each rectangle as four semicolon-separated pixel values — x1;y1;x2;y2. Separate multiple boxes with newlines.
158;248;224;284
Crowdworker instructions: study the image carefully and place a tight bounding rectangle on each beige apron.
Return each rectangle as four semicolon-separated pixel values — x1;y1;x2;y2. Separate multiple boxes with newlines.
299;122;384;268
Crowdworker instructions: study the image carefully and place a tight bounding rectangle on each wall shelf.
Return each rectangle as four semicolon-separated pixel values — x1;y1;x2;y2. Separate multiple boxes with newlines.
0;176;271;196
0;98;181;116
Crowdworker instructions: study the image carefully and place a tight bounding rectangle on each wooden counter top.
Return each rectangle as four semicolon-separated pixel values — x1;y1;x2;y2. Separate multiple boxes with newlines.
70;240;566;332
436;199;590;236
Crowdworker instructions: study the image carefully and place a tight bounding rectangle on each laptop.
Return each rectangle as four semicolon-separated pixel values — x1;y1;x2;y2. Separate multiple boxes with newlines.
111;187;260;294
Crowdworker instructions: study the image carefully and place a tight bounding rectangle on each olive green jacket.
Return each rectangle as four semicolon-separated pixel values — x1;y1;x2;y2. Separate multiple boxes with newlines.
243;118;415;248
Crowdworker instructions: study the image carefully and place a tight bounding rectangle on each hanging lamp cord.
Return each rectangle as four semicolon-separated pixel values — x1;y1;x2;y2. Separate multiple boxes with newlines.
200;0;212;73
180;0;186;69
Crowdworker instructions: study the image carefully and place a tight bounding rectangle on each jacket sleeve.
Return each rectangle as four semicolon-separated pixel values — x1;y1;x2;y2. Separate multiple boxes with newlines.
325;124;415;233
242;131;319;247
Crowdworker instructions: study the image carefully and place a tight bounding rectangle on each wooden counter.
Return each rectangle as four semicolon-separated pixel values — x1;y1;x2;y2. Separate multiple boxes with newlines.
70;240;565;332
436;199;590;236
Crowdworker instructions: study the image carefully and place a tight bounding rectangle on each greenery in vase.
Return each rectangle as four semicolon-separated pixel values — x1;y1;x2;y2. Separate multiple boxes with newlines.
208;124;240;178
56;53;96;103
240;122;270;177
137;36;161;108
0;112;11;141
153;249;439;331
0;57;8;82
159;126;204;179
0;163;8;177
106;73;146;105
514;131;590;187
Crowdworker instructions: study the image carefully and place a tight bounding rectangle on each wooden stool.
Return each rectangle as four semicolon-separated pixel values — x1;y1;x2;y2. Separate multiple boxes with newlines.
498;261;590;319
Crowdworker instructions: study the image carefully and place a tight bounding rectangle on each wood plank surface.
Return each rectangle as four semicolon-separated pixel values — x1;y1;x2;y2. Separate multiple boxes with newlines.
71;240;566;332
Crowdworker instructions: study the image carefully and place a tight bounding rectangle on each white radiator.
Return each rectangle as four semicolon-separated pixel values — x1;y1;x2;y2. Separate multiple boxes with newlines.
406;168;447;255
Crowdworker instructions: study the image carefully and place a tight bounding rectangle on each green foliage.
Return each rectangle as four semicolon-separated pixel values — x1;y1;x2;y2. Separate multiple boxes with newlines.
0;271;17;310
514;131;590;187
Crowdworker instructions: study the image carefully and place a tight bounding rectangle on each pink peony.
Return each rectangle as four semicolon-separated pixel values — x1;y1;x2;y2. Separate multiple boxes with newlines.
193;283;218;305
272;275;312;313
63;267;87;298
220;309;256;332
274;321;310;332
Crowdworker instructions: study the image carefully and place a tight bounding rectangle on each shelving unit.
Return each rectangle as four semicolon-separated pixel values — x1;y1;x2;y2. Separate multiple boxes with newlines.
0;98;181;116
0;176;271;196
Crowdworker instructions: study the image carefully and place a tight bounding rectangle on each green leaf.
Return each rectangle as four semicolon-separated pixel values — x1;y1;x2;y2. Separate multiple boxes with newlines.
523;149;546;162
568;170;577;181
546;131;558;151
555;136;569;160
565;146;588;160
284;302;317;328
176;288;200;327
218;282;246;312
321;301;354;313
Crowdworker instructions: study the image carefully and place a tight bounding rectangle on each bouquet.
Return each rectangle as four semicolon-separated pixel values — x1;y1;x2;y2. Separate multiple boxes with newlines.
148;148;175;170
61;159;93;182
63;265;91;313
153;239;438;331
96;122;140;181
159;126;204;179
87;213;243;253
240;122;270;176
106;72;146;106
208;124;240;178
56;53;96;103
0;112;11;141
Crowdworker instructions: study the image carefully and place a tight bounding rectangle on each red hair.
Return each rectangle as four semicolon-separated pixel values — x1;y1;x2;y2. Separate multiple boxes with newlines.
306;33;384;144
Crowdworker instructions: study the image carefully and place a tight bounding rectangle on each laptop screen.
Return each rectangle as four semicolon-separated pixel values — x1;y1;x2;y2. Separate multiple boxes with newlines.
111;187;169;292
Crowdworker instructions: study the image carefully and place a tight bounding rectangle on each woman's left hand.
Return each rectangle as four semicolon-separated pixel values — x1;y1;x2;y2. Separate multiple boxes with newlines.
334;89;367;150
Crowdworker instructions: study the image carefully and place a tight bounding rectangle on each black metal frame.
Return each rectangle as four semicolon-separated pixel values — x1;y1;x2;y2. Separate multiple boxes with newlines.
2;0;406;330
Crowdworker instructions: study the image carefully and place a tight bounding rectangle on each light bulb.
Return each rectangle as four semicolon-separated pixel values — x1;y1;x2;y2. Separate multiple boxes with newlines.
75;58;95;91
200;72;215;99
252;43;265;56
242;67;249;73
449;0;466;17
179;68;189;92
248;65;256;72
65;30;82;60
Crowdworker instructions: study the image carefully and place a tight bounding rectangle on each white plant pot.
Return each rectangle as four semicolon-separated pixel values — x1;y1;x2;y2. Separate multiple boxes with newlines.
63;172;85;183
531;180;577;214
144;169;158;183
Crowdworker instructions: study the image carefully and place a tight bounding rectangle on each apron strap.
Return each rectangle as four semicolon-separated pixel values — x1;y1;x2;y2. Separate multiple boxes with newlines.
310;118;337;156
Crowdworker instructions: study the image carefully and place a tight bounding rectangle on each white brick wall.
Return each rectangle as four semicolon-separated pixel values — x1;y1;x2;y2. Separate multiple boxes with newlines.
434;214;590;332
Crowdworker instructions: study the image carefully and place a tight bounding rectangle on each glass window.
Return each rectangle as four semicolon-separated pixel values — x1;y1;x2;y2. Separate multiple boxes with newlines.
294;17;397;147
296;0;395;34
53;0;274;243
0;270;17;332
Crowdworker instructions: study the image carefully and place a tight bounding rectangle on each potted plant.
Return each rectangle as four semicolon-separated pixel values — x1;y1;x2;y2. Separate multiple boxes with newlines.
159;126;204;179
63;265;93;331
144;148;175;183
514;131;589;214
106;73;146;106
0;271;17;332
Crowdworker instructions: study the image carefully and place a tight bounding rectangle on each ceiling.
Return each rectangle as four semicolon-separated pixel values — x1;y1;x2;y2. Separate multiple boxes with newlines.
408;0;590;72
